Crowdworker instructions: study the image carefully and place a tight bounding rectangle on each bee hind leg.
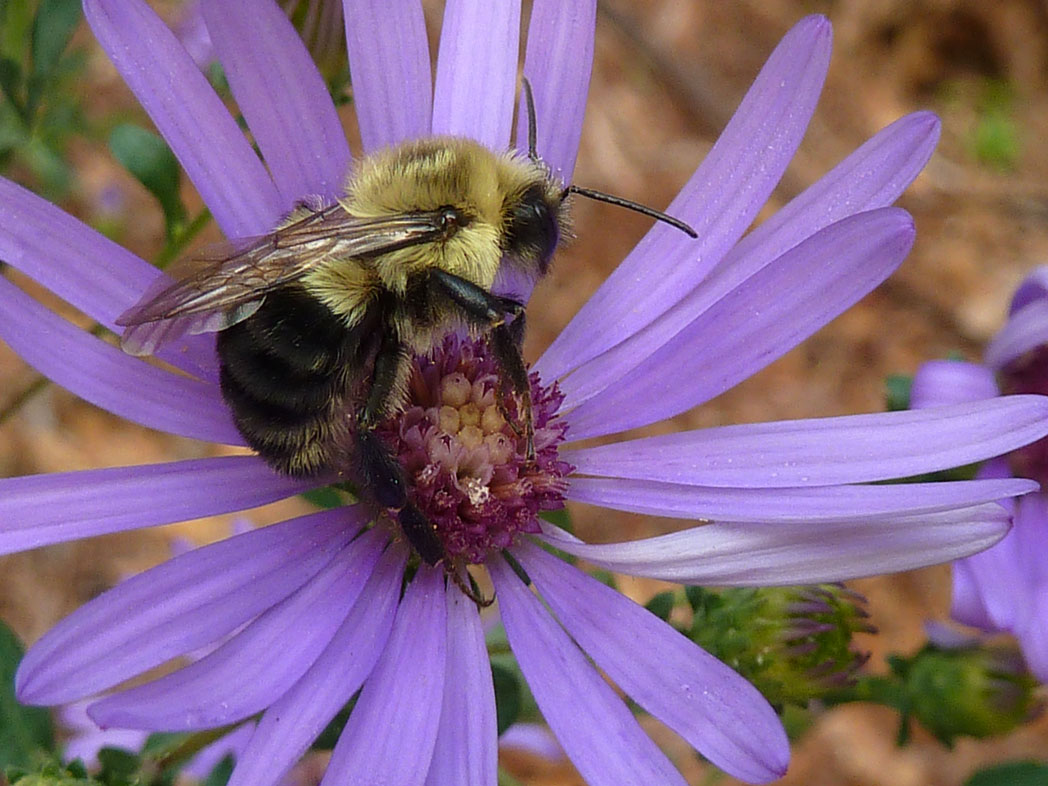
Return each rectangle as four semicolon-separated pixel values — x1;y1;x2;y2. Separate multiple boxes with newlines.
356;336;444;565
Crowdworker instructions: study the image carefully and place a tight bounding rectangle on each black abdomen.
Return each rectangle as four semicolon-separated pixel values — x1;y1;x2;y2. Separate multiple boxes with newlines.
217;286;366;477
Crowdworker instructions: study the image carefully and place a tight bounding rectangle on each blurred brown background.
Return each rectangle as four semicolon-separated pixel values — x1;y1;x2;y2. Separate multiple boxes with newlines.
4;1;1048;784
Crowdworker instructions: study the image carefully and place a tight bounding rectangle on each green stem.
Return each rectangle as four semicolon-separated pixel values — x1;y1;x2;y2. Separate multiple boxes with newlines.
155;207;212;269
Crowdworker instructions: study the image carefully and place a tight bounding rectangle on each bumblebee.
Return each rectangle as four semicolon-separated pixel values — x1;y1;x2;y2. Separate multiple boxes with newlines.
118;83;695;566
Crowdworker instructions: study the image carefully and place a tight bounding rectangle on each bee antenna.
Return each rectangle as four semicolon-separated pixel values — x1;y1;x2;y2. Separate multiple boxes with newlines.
521;77;539;162
563;185;698;238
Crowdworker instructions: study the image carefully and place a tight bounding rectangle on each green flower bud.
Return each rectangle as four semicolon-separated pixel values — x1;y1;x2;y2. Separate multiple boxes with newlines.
893;639;1041;745
688;584;874;708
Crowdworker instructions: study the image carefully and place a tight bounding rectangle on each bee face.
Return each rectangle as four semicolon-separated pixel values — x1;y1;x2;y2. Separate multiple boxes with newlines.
502;182;564;275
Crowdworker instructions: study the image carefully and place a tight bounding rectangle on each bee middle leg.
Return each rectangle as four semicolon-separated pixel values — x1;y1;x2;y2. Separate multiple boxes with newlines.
430;270;534;459
355;334;444;565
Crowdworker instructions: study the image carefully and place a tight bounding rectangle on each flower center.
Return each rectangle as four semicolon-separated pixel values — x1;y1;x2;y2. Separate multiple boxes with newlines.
1001;345;1048;484
375;335;572;563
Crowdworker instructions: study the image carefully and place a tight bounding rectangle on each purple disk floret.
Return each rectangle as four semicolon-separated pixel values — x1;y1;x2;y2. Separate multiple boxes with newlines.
2;2;1048;785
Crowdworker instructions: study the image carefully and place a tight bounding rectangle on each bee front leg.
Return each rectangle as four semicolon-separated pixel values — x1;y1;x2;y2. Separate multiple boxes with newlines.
356;335;444;565
430;270;535;460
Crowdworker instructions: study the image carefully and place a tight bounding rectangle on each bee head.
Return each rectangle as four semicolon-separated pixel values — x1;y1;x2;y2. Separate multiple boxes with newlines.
502;182;563;275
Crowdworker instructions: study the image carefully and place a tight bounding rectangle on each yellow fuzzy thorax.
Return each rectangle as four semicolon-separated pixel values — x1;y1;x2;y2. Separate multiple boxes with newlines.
301;136;558;327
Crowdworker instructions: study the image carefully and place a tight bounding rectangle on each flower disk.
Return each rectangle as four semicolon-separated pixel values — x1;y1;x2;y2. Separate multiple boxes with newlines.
376;335;573;563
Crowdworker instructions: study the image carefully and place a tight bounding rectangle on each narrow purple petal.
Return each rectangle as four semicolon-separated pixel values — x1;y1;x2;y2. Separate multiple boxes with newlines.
0;276;238;443
0;455;311;556
563;396;1048;487
1009;266;1048;315
88;529;387;730
543;112;940;394
342;0;432;150
16;507;363;704
537;504;1010;586
516;0;595;180
200;0;351;207
321;566;447;786
423;582;497;786
911;360;1000;409
84;0;284;238
951;533;1020;633
226;545;406;786
987;299;1048;370
489;558;688;786
566;477;1036;522
538;15;832;380
431;0;520;148
498;723;563;760
563;207;915;438
0;177;217;377
516;542;788;783
0;177;156;325
950;558;997;630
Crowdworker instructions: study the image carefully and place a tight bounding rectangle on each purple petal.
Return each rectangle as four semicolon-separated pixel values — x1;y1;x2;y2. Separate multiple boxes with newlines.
0;177;217;377
489;558;689;786
84;0;284;238
515;0;595;181
537;15;831;380
545;112;940;397
987;298;1048;370
431;0;520;148
423;582;497;786
911;360;1000;409
516;542;788;783
226;545;406;786
498;723;563;761
0;276;238;443
562;207;915;438
200;0;352;206
321;566;447;786
87;528;387;730
0;456;310;556
951;535;1020;633
566;477;1036;522
950;558;997;631
342;0;432;150
537;504;1010;586
563;396;1048;487
1009;266;1048;315
16;507;363;704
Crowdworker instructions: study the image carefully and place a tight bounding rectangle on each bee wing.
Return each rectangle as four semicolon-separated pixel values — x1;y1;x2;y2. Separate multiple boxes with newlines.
117;205;456;356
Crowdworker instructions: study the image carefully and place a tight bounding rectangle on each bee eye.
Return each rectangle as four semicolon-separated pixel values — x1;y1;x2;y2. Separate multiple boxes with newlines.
504;184;559;271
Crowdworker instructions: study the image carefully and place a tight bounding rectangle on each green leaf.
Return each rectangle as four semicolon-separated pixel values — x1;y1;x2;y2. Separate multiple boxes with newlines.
0;619;55;770
31;0;82;82
965;762;1048;786
95;748;139;786
0;56;22;109
644;591;675;622
108;123;186;238
492;661;522;735
202;754;235;786
312;697;357;751
884;374;912;412
300;486;347;509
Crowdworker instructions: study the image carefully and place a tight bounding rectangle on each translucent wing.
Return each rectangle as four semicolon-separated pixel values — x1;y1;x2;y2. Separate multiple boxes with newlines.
117;204;458;356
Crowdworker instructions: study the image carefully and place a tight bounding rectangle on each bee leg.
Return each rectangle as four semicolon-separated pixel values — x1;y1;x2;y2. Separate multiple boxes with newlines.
430;271;535;459
356;337;444;565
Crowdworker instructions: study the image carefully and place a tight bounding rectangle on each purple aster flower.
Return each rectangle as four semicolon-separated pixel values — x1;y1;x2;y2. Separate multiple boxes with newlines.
2;2;1048;784
912;265;1048;682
